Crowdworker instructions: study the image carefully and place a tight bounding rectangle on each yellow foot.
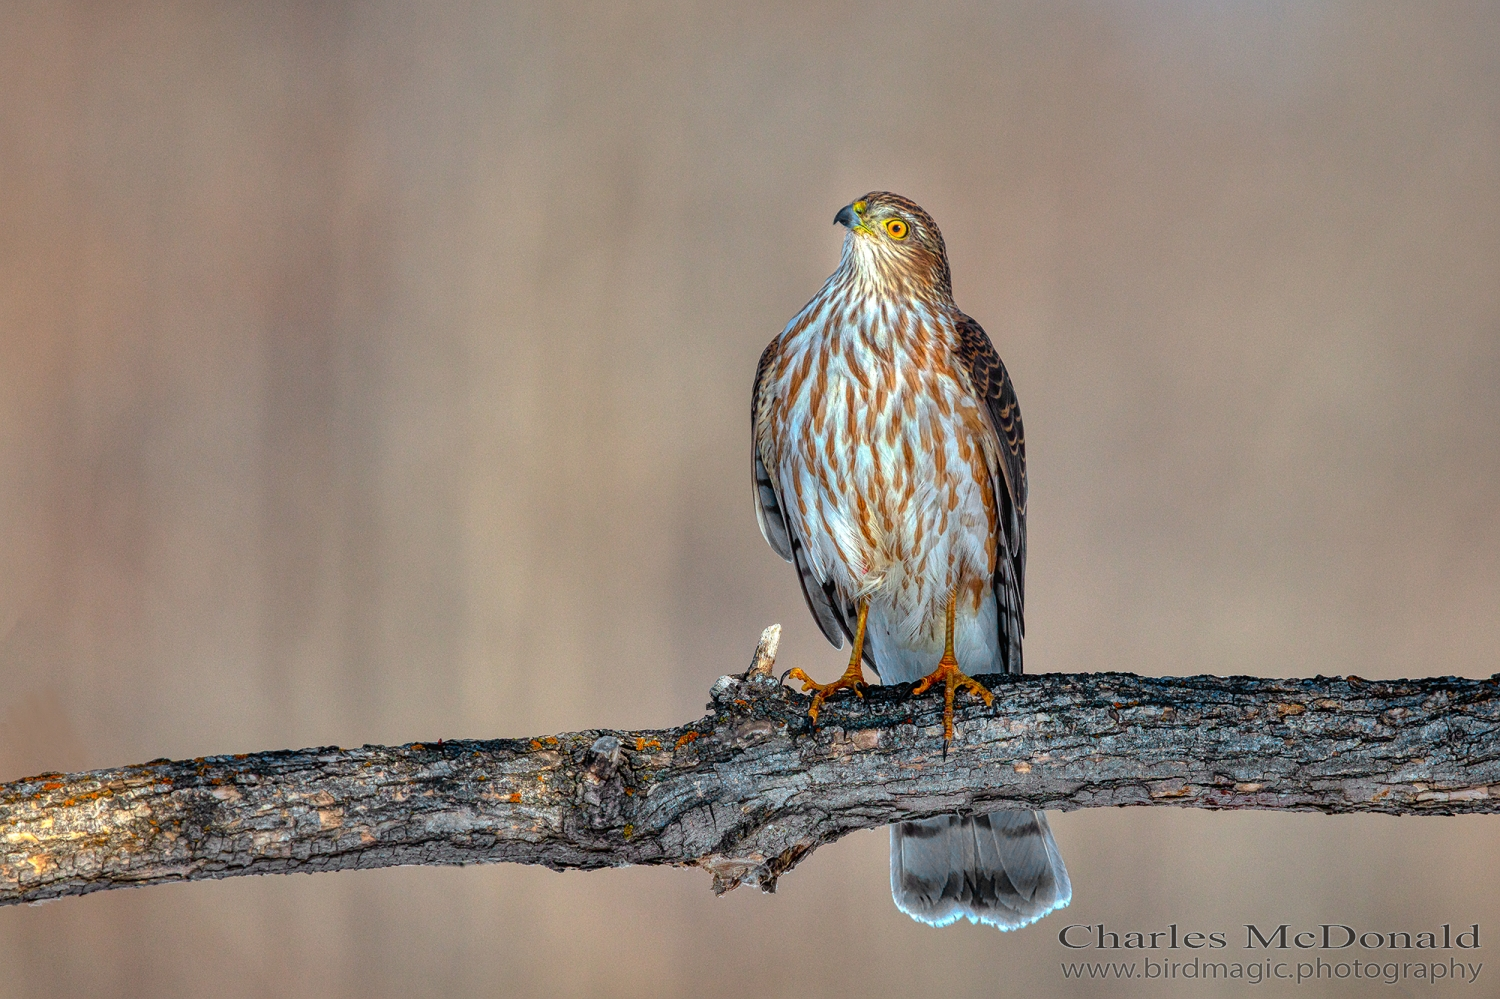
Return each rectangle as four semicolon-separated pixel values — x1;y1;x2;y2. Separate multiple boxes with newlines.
911;655;993;745
785;664;867;724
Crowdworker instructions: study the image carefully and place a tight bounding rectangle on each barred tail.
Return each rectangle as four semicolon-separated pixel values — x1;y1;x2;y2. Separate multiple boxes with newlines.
890;810;1070;930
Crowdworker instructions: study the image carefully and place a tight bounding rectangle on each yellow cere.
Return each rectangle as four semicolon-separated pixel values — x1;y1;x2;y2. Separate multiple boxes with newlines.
853;200;867;214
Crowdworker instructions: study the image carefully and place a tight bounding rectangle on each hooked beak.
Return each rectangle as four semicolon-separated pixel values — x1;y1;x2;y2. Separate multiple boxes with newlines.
834;202;874;237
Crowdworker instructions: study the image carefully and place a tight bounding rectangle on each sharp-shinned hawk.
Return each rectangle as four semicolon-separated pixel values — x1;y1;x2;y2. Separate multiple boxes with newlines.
751;192;1071;930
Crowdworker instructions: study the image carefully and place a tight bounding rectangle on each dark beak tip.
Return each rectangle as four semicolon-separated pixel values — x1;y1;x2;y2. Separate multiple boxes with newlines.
834;205;858;228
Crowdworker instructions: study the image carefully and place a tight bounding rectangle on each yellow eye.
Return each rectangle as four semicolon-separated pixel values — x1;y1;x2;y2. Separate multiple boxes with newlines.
853;200;867;215
884;218;909;240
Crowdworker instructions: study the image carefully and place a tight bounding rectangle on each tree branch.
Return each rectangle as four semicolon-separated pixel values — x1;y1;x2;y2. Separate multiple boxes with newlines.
4;627;1498;907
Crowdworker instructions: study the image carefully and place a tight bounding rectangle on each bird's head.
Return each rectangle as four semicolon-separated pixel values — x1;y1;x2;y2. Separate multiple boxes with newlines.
834;191;952;300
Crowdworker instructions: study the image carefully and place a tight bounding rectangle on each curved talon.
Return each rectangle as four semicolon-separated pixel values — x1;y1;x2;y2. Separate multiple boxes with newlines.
910;589;994;746
786;665;866;724
912;654;993;745
786;600;871;725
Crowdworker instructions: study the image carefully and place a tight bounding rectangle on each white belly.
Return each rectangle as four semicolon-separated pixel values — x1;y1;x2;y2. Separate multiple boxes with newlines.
767;325;1003;681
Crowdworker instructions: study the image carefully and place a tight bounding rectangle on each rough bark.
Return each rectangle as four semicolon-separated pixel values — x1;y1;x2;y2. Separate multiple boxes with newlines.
4;648;1499;907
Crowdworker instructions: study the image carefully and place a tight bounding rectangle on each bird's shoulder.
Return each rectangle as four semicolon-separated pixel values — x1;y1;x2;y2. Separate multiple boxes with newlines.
949;310;1025;502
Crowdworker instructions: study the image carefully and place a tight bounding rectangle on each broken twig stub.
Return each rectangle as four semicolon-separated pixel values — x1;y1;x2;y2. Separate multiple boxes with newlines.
3;662;1499;907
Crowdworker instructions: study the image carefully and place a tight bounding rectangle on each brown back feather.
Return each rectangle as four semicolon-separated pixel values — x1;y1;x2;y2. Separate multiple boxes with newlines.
953;311;1027;674
751;337;859;655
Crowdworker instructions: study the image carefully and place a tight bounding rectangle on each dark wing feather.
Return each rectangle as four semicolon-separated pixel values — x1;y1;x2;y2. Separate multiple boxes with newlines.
953;312;1027;675
751;341;853;652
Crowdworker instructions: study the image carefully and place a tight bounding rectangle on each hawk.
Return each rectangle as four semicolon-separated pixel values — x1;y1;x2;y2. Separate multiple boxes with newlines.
751;192;1071;930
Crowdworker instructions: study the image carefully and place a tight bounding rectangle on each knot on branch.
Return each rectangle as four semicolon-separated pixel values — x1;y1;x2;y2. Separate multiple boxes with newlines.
3;631;1499;909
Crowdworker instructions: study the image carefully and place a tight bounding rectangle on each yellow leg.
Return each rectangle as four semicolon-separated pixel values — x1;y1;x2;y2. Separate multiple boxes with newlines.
911;589;994;745
786;601;869;723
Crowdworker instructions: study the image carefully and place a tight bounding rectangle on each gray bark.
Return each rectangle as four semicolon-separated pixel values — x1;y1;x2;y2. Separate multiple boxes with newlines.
4;665;1499;907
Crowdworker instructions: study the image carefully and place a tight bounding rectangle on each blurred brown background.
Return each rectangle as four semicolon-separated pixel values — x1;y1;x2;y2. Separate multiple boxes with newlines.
2;2;1498;996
